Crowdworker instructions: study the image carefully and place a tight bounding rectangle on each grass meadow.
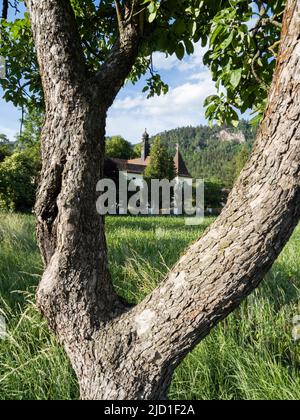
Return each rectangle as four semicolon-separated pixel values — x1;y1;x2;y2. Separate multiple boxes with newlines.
0;213;300;400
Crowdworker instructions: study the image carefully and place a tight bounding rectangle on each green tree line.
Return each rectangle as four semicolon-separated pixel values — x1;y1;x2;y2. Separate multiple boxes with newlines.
0;111;255;212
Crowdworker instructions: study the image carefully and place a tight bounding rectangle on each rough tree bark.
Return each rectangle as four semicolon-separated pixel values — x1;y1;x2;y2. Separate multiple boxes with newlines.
1;0;8;20
25;0;300;400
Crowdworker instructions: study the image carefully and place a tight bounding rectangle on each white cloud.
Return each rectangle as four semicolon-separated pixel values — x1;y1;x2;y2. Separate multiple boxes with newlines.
152;42;207;73
0;42;213;144
152;52;179;71
188;72;207;81
107;69;215;142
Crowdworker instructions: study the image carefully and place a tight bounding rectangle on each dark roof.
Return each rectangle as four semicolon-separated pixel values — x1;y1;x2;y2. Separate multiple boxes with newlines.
106;158;147;175
105;147;191;178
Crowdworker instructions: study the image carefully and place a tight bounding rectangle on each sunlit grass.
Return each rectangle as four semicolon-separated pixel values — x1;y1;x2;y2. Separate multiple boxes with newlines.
0;213;299;400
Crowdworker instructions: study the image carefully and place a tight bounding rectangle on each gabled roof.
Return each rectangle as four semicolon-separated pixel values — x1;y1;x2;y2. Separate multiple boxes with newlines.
127;157;150;166
108;158;147;175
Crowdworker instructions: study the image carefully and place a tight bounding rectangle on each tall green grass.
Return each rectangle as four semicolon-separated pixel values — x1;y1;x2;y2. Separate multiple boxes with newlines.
0;213;299;400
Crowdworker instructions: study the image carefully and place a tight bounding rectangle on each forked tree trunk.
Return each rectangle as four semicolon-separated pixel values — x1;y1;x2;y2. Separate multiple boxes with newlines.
26;0;300;400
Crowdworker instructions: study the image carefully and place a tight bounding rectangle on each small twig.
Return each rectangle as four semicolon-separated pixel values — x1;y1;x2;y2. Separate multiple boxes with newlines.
251;50;268;90
149;53;156;77
249;1;281;89
114;0;124;34
132;6;147;18
269;16;282;29
126;0;136;23
251;2;267;37
268;40;281;56
20;105;24;136
8;0;20;15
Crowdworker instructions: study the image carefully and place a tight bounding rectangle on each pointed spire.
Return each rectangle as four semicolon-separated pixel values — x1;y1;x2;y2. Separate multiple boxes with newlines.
174;144;190;177
141;129;150;161
143;129;149;140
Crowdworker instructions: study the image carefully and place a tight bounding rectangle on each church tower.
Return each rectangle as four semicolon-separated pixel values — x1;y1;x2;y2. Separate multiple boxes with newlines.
141;129;150;162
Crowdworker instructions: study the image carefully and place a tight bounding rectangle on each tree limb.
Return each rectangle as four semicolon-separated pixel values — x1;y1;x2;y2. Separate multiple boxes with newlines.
250;1;276;90
1;0;8;19
25;0;88;107
24;0;300;399
125;0;137;24
114;0;124;33
93;18;141;107
251;50;268;89
120;0;300;386
79;0;300;399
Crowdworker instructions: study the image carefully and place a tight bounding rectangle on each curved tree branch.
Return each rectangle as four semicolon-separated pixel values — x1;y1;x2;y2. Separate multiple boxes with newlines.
26;0;300;400
78;0;300;400
25;0;88;109
93;1;142;107
26;1;143;337
26;0;124;337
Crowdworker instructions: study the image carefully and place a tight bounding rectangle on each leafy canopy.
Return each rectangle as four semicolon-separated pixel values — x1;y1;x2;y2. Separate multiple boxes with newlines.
0;133;9;144
0;133;12;162
0;1;285;124
0;151;39;211
106;135;134;159
15;107;43;163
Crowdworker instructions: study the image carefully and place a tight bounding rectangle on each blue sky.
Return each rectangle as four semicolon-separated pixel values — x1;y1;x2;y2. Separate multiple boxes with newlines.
107;45;216;143
0;2;216;144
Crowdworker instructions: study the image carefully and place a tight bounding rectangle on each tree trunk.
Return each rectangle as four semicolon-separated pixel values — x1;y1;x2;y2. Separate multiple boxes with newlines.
1;0;8;20
26;0;300;400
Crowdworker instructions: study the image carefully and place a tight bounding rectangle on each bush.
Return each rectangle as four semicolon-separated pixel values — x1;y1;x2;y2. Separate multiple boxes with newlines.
0;134;13;163
0;152;40;212
0;144;12;163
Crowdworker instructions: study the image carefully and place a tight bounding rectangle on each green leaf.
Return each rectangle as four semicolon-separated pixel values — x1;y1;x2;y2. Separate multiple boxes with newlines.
250;113;262;126
148;12;157;23
184;39;194;55
230;68;242;89
192;21;197;36
175;43;185;60
210;25;224;46
173;19;186;36
220;31;234;50
204;95;219;106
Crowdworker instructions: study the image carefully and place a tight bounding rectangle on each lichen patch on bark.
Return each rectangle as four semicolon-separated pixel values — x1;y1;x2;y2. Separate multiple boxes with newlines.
170;271;187;290
134;309;156;337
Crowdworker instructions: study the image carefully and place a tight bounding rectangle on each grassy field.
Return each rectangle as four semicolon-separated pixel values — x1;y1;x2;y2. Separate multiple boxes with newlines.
0;213;300;400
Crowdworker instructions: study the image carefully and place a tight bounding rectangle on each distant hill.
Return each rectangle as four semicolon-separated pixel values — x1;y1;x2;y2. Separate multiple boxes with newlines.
150;120;257;187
